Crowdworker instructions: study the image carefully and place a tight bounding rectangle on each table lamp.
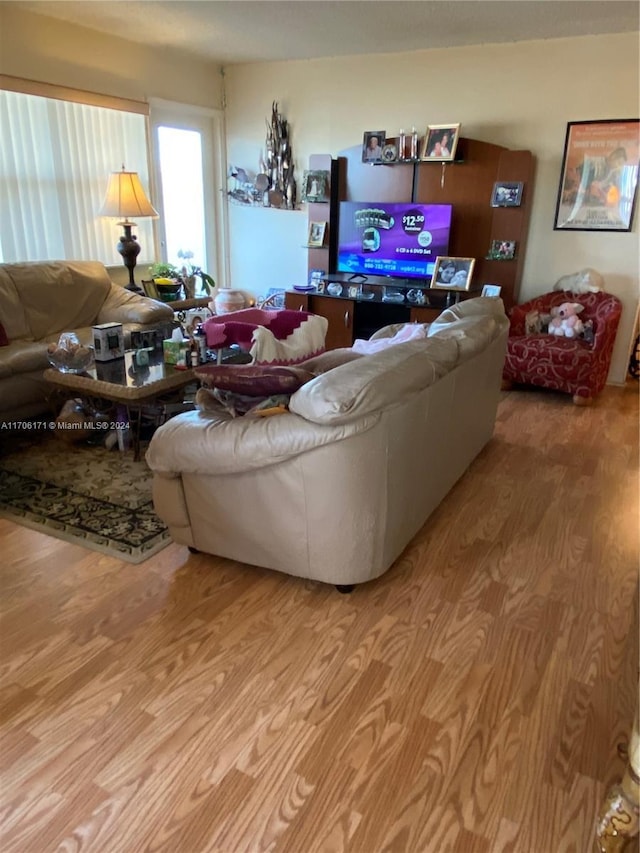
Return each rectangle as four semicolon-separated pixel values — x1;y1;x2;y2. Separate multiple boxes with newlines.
99;166;159;293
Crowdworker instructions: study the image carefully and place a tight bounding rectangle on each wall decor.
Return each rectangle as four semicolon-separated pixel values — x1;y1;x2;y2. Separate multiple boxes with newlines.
430;256;475;291
227;101;297;208
421;124;461;162
307;221;327;247
491;181;523;207
486;240;517;260
554;119;639;231
302;170;330;203
362;131;386;164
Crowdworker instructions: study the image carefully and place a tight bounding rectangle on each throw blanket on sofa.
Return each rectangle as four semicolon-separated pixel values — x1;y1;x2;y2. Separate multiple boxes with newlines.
250;314;328;364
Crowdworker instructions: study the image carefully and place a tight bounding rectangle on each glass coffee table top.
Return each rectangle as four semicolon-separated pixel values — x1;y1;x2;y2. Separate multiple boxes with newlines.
44;351;196;402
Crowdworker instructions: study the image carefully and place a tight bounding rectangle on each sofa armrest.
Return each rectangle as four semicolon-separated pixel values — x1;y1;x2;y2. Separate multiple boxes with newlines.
97;284;174;325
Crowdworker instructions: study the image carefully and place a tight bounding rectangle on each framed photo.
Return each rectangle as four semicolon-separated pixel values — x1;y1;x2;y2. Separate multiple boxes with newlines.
362;130;386;164
301;170;330;203
315;281;325;294
141;279;159;299
430;256;475;291
491;181;523;207
554;119;639;231
308;268;325;287
421;124;461;162
307;221;326;247
482;284;502;298
487;240;517;260
348;285;360;299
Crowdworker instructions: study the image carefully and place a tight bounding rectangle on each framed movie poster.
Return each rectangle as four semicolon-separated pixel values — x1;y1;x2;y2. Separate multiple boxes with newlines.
554;119;640;231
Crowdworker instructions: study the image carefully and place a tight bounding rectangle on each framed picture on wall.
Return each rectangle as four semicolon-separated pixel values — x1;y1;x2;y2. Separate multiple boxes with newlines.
487;240;517;260
491;181;523;207
301;170;330;203
553;118;640;231
421;124;461;162
362;130;386;163
430;257;475;290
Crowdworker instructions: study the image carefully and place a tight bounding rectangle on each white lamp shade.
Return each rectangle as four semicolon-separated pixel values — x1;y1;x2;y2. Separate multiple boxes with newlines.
99;169;159;220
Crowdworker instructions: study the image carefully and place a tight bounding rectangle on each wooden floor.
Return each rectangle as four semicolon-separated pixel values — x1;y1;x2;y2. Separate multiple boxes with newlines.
1;385;638;853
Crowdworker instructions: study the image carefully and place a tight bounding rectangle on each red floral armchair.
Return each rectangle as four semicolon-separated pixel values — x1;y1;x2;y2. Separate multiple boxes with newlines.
502;290;622;404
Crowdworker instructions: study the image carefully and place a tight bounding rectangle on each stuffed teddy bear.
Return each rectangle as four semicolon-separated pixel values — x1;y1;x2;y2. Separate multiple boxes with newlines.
548;302;585;338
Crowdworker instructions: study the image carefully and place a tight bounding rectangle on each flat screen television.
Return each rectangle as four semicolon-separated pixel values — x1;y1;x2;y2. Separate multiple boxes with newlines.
336;201;453;280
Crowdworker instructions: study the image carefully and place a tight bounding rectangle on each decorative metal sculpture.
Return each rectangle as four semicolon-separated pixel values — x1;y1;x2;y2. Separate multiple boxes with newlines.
227;101;296;209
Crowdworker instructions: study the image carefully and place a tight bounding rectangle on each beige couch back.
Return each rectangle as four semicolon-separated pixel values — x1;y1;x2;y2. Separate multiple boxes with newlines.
0;261;112;341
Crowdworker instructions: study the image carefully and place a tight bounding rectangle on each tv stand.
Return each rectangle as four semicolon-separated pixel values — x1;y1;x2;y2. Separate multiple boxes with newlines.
285;288;446;349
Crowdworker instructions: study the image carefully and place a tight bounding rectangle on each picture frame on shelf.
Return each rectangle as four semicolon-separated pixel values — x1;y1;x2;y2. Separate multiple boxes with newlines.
308;221;327;247
301;170;330;203
481;284;502;298
430;256;475;291
421;124;461;162
553;118;639;231
491;181;523;207
486;240;517;260
308;268;325;287
316;281;326;294
362;130;386;164
348;285;360;299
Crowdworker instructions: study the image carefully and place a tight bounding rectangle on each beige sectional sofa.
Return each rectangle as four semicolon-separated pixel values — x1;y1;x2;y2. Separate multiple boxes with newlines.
146;297;509;589
0;261;174;423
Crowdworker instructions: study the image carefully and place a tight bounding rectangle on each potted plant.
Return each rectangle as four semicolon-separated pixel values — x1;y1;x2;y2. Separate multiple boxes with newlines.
148;263;183;302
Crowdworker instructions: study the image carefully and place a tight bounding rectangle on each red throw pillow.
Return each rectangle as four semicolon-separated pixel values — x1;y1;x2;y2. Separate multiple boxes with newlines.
194;363;315;396
0;322;8;347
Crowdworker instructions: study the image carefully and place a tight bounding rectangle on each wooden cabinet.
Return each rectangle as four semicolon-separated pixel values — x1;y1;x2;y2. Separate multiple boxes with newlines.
285;292;354;350
410;307;441;324
286;291;444;350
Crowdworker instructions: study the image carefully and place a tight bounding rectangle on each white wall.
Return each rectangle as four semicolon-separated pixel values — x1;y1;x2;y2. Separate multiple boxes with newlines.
224;33;640;384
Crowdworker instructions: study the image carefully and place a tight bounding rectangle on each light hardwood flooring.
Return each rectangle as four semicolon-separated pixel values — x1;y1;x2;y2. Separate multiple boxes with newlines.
1;385;638;853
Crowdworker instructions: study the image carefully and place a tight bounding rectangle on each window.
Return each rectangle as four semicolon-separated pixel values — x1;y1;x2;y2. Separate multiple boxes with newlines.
150;99;227;296
0;80;154;265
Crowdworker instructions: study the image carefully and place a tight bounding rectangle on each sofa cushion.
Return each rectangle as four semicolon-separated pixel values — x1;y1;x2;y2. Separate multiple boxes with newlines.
298;348;363;374
290;336;459;425
427;314;498;362
0;267;33;342
194;363;315;396
4;261;111;340
0;341;49;379
0;322;8;347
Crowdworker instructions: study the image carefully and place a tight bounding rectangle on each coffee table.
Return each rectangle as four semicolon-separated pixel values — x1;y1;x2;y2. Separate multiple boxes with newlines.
44;351;198;461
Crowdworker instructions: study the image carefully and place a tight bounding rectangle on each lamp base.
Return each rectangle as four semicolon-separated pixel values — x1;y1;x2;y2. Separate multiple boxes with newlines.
117;222;143;293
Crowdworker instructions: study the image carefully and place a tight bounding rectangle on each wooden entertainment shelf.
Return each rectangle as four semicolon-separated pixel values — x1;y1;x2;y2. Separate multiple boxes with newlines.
298;138;535;347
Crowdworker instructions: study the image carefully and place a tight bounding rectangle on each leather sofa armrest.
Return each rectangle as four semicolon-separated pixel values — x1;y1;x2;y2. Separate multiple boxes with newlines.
97;284;174;325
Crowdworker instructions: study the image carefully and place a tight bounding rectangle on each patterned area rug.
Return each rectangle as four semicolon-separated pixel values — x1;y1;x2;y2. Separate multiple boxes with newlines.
0;435;171;564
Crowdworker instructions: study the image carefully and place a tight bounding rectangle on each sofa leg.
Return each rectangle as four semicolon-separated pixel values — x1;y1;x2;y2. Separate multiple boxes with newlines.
335;584;355;594
188;546;200;554
573;395;593;406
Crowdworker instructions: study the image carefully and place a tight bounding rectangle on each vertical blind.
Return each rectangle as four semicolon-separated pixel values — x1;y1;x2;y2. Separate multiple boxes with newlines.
0;87;154;264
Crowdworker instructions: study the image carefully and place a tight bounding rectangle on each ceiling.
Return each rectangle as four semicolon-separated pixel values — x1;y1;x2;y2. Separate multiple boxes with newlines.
11;0;640;65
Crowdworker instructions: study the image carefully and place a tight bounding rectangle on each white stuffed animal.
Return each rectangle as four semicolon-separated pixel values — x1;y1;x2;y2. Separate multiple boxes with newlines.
553;268;604;294
548;302;585;338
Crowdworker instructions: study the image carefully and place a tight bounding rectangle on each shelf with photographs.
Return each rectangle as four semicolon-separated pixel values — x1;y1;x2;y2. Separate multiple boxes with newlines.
362;125;465;167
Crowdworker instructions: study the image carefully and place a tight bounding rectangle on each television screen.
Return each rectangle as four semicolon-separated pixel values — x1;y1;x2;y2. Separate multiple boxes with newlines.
336;201;453;280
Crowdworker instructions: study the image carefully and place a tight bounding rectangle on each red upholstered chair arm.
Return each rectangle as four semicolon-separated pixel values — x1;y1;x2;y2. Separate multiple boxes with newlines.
591;296;622;355
508;303;531;336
